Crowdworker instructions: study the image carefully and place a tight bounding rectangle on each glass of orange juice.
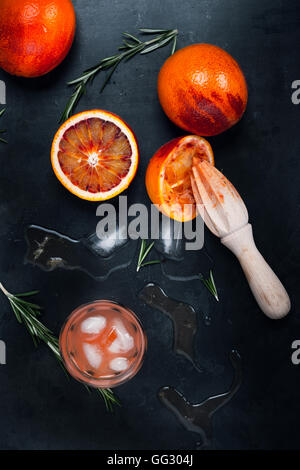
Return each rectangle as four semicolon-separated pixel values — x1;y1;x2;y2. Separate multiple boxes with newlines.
59;300;147;388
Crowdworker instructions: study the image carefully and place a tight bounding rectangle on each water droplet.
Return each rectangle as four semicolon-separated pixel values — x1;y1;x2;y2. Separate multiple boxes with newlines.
159;350;242;448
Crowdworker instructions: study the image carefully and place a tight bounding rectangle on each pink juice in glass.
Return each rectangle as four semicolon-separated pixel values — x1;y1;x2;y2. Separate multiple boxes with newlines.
59;300;147;388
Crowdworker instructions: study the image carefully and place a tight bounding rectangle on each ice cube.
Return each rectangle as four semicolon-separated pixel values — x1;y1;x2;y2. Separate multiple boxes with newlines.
81;316;107;334
86;221;128;257
154;215;184;260
83;343;102;369
109;357;129;372
108;319;134;353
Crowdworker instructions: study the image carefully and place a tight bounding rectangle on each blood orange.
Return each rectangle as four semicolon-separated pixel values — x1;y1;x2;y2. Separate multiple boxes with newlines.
158;44;248;136
146;135;214;222
0;0;76;78
51;110;139;201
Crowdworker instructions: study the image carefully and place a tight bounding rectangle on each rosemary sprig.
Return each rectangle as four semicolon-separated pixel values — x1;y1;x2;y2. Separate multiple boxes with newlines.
0;108;7;144
199;270;219;302
0;283;119;411
60;28;178;122
136;240;161;272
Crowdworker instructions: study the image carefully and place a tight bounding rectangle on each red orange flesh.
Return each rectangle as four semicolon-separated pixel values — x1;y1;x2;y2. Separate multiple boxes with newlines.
51;110;139;201
146;135;214;222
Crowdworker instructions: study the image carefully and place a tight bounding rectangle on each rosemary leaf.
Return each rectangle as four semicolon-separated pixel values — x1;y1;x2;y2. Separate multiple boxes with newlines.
139;28;174;34
171;35;177;55
100;59;122;92
123;32;141;43
209;270;218;300
122;40;136;49
140;241;155;262
60;84;85;123
13;297;42;309
140;36;174;54
97;388;120;412
137;239;146;267
139;260;162;269
15;290;40;297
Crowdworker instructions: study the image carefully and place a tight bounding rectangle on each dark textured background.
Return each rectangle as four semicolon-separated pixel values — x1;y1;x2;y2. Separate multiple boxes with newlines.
0;0;299;450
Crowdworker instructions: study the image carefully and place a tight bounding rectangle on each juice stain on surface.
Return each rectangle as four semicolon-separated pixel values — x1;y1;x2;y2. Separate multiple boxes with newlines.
139;283;200;370
159;350;242;448
25;225;134;280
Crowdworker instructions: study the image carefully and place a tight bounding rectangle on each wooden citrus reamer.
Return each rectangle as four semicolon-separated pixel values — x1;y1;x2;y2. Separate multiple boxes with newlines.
191;160;290;319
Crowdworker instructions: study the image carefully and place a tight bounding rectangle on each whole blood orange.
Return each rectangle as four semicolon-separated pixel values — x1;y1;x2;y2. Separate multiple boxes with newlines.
51;110;139;201
146;135;214;222
158;44;248;136
0;0;76;77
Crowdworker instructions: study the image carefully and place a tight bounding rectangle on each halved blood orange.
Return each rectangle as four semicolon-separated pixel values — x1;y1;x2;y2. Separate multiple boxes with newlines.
145;135;214;222
51;110;139;201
